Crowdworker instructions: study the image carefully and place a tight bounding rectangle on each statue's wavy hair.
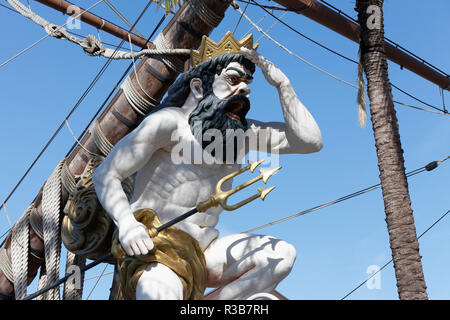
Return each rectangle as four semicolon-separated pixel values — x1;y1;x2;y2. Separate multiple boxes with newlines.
156;53;255;110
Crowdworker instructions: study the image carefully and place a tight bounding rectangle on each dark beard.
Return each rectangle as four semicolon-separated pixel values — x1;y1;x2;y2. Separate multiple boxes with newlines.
188;92;250;163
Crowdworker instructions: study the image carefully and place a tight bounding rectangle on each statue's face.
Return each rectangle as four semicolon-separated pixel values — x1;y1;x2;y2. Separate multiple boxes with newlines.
188;60;254;163
212;62;253;124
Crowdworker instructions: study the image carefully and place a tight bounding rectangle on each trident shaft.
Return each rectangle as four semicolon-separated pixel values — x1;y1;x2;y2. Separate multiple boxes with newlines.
24;160;280;300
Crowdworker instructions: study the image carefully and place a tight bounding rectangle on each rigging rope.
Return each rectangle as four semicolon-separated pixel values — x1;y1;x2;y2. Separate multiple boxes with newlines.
232;1;449;116
11;205;32;299
247;0;448;114
317;0;450;80
85;263;109;300
241;0;450;81
241;156;449;234
0;0;106;68
2;0;190;64
248;0;358;64
0;2;132;51
232;2;361;89
39;159;64;300
341;208;450;299
103;0;146;39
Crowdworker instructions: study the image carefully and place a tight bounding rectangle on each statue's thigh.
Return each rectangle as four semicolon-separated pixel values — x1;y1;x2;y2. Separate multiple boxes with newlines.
136;263;184;300
204;233;296;287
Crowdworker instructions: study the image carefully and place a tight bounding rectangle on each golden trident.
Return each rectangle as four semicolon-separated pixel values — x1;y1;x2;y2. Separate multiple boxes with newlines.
196;159;281;212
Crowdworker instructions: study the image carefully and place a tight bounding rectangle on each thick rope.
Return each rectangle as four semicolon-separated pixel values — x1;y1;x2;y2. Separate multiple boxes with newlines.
61;158;77;196
121;77;158;116
0;247;14;285
153;33;187;73
5;0;105;54
64;120;102;157
28;206;43;240
40;159;64;300
100;45;191;61
127;34;162;106
11;205;33;299
36;266;48;300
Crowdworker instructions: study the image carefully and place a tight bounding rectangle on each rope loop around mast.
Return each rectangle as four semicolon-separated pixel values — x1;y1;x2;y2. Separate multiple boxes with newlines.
189;0;223;28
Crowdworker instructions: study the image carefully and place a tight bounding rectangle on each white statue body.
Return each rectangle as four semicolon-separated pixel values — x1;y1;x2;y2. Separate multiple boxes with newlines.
93;48;322;300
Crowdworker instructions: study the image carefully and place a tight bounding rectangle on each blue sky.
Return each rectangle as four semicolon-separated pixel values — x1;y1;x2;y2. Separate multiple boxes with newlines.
0;0;449;300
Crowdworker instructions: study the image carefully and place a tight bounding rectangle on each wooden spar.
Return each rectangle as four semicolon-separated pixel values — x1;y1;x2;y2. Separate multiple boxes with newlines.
272;0;450;90
0;0;230;299
34;0;151;48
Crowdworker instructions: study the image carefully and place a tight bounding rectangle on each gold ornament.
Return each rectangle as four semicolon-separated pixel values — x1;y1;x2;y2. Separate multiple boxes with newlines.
190;31;258;67
62;156;134;262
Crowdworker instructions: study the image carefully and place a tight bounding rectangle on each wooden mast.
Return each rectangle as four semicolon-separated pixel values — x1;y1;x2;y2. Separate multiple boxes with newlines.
0;0;231;299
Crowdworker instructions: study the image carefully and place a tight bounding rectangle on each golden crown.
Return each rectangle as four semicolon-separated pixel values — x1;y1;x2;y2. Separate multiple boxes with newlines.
190;31;259;67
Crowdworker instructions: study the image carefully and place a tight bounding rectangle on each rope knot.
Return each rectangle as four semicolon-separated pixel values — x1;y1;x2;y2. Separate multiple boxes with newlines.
82;35;106;56
44;24;68;39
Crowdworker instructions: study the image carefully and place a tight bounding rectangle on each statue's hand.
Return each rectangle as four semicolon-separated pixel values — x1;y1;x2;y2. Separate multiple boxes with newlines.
240;47;289;88
118;217;154;256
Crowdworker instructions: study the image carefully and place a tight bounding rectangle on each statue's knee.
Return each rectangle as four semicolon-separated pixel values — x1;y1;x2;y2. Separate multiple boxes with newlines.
136;263;183;300
273;240;296;278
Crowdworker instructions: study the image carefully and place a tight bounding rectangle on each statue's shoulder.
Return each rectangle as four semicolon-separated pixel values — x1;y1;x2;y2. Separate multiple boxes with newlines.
140;107;186;132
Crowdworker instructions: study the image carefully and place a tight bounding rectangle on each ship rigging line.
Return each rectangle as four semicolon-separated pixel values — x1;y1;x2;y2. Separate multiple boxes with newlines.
244;0;448;114
0;2;130;50
341;208;450;300
241;155;449;234
244;0;358;64
1;156;447;247
0;0;158;213
64;0;146;40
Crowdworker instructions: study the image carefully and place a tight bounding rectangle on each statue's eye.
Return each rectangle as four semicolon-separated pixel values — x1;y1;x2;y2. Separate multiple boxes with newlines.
229;76;238;84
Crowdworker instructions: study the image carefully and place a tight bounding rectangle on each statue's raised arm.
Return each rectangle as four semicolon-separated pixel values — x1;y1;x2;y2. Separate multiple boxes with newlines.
240;47;323;155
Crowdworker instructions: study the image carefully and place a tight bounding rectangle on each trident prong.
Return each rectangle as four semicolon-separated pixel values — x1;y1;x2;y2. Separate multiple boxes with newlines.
259;167;282;184
249;159;264;172
258;186;276;200
196;160;281;212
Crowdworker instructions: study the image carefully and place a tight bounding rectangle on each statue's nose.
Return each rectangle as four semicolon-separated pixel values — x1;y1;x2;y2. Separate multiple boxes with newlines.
238;82;250;97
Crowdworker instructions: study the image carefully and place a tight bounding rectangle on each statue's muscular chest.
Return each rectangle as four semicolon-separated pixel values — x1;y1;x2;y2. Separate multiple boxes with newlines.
130;126;240;220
